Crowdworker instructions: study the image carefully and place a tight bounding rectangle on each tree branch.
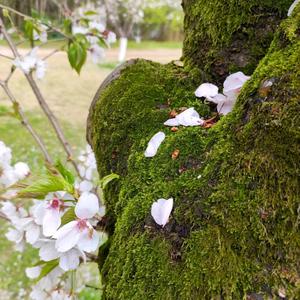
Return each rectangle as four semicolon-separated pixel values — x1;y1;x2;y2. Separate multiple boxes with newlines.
0;80;53;163
0;16;81;177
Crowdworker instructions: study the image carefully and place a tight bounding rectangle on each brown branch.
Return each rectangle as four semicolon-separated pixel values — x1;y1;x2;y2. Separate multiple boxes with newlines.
0;80;53;163
0;16;81;177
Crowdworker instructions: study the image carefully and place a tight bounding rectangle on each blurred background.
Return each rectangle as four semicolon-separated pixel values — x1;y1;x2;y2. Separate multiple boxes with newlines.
0;0;183;299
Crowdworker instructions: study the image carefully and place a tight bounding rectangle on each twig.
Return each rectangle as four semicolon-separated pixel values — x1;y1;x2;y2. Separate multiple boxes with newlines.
0;4;71;40
0;16;80;175
85;252;98;262
42;49;60;61
0;211;10;221
5;66;16;83
0;53;14;60
0;80;53;163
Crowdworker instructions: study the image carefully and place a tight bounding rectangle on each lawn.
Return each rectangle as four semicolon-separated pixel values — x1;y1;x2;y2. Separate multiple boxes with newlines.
0;41;181;299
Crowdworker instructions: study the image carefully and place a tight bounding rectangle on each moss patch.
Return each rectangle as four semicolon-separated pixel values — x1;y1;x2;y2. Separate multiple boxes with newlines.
182;0;293;84
89;8;300;300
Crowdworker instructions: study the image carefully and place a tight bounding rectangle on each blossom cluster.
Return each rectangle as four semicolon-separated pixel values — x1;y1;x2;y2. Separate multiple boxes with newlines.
0;142;107;299
71;5;116;64
0;141;30;190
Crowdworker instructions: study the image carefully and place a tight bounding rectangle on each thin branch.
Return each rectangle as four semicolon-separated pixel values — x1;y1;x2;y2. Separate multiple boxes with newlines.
0;81;53;163
5;66;16;83
42;49;60;61
85;252;98;262
0;16;80;175
0;211;9;221
0;4;71;40
0;53;14;60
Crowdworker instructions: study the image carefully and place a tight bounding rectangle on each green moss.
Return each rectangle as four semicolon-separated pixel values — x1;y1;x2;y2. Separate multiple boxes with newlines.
89;8;300;300
182;0;292;83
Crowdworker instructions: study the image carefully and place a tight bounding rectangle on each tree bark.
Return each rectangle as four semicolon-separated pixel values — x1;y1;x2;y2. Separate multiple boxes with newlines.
87;1;299;299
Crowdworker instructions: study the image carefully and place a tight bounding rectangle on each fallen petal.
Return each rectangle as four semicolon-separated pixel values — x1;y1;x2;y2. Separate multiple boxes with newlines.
144;132;166;158
151;198;174;227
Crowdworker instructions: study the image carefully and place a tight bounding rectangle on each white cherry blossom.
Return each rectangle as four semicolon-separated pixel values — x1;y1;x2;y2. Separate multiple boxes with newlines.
89;44;105;64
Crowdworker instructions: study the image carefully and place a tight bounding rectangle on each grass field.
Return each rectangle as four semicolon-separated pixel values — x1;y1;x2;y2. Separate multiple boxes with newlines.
0;41;181;299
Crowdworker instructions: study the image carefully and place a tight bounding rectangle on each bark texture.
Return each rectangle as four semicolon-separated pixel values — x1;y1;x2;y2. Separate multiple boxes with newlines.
87;1;299;299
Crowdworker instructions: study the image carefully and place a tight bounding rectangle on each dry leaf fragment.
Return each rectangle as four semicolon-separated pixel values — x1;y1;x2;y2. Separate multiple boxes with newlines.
172;149;180;160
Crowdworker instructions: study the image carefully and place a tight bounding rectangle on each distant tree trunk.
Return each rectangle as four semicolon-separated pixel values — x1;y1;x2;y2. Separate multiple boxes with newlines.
87;1;299;299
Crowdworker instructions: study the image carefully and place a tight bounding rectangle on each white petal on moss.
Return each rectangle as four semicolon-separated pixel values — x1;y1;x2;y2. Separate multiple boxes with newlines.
217;101;234;115
223;71;250;94
288;0;300;16
75;192;99;219
209;93;227;104
176;107;204;126
164;118;180;127
144;132;166;158
151;198;174;227
195;83;219;98
25;266;41;279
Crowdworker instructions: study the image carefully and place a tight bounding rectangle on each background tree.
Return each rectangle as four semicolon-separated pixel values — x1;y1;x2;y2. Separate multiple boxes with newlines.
88;0;300;299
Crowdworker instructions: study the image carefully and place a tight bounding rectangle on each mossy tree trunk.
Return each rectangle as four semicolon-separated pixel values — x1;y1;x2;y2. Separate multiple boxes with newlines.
87;1;300;299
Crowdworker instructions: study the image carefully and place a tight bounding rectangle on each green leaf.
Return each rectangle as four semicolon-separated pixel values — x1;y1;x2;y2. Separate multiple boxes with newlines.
24;20;35;40
67;40;87;74
100;173;120;189
36;259;59;281
63;19;72;34
55;160;75;185
61;207;76;226
84;10;98;16
18;173;74;199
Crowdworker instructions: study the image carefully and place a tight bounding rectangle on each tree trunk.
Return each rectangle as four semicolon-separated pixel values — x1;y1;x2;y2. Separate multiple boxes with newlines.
118;37;128;62
87;1;299;299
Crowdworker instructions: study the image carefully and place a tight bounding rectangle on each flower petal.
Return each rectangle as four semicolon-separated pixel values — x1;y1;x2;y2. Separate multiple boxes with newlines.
43;209;61;237
223;71;250;94
53;221;80;252
144;132;166;158
25;266;41;279
195;83;219;98
59;248;81;271
164;118;180;127
151;198;173;227
75;192;99;219
39;241;60;261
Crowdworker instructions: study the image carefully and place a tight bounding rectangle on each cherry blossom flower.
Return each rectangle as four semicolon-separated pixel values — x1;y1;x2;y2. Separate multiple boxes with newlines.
36;192;73;237
52;191;102;254
89;44;105;64
72;25;88;35
13;162;30;180
33;24;48;43
13;48;47;79
5;227;26;252
288;0;299;16
89;21;105;32
164;107;204;127
144;132;166;158
151;198;174;227
106;31;117;44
